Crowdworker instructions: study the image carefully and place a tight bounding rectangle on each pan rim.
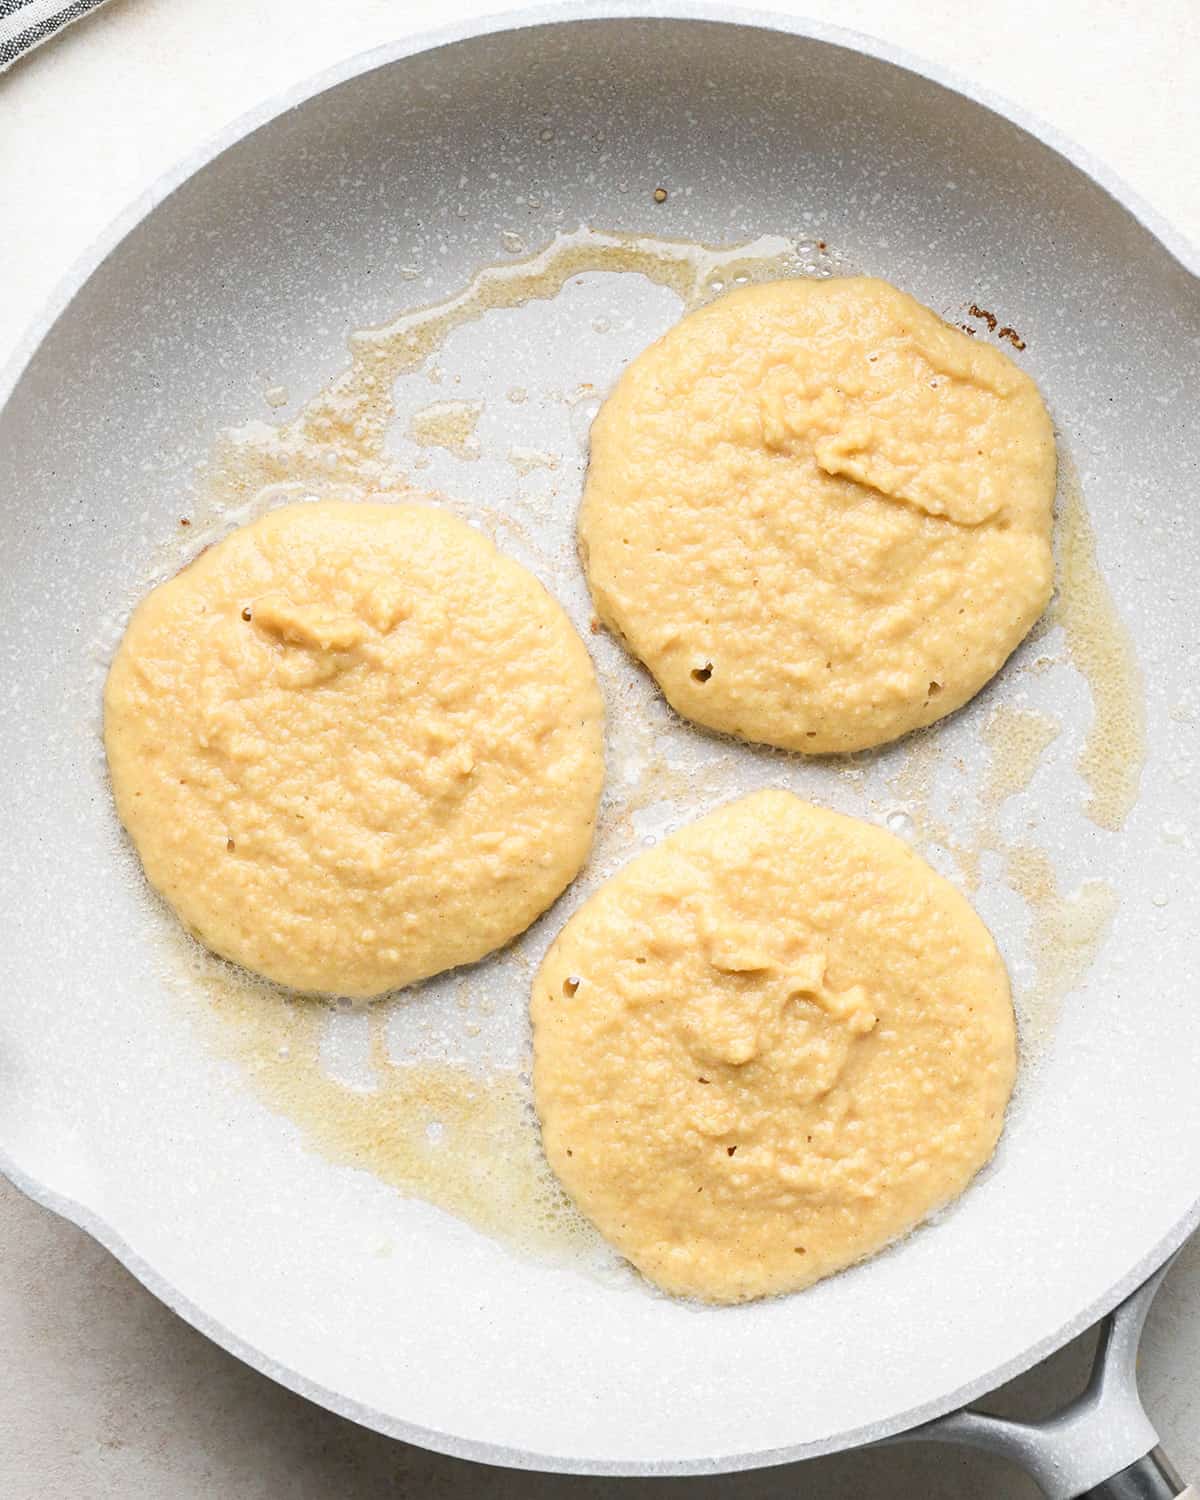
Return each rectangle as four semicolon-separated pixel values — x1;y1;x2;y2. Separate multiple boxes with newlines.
2;0;1198;1475
5;1139;1198;1475
2;0;1197;422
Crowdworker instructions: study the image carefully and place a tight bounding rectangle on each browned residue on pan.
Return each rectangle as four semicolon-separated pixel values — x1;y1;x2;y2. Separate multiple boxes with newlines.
966;303;1026;350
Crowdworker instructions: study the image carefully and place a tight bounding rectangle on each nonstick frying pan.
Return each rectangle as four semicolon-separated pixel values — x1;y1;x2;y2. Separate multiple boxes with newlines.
1;6;1198;1493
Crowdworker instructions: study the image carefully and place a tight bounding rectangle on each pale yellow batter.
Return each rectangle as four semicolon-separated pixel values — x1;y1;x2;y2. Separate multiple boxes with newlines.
105;501;604;998
580;277;1055;753
531;790;1015;1303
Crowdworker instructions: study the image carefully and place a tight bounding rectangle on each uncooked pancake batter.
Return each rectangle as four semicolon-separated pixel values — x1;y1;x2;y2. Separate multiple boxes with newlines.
580;276;1055;752
531;790;1016;1302
105;500;604;998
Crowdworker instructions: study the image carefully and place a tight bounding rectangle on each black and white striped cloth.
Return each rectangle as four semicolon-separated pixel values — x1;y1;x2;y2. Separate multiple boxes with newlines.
0;0;111;71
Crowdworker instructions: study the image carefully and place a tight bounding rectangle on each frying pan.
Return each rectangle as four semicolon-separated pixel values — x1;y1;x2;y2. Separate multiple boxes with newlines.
1;4;1198;1493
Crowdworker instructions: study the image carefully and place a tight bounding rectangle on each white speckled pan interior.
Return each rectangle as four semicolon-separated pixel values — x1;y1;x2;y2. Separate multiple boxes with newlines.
1;3;1199;1477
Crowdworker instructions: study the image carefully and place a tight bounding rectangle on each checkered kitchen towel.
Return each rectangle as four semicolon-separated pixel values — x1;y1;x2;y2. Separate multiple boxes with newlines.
0;0;112;70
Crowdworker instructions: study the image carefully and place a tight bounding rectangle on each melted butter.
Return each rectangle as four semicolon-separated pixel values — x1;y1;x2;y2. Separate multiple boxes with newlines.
508;445;560;477
177;939;601;1262
146;227;1141;1256
187;227;806;534
982;705;1061;805
409;399;484;461
884;730;981;891
875;450;1145;1057
882;700;1119;1060
1003;845;1119;1050
884;721;1114;1054
1051;460;1146;830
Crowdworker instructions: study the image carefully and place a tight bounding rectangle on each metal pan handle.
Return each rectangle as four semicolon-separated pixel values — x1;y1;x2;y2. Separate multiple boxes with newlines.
1081;1450;1191;1500
885;1256;1191;1500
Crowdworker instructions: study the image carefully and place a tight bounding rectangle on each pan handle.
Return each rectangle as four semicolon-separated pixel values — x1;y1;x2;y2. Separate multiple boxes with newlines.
1079;1450;1192;1500
884;1256;1191;1500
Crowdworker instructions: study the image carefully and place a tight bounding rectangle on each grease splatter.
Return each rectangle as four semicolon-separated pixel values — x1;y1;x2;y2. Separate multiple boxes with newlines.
185;228;818;533
508;446;560;477
982;705;1061;805
175;939;602;1263
1003;845;1119;1050
1052;467;1146;830
409;399;484;461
